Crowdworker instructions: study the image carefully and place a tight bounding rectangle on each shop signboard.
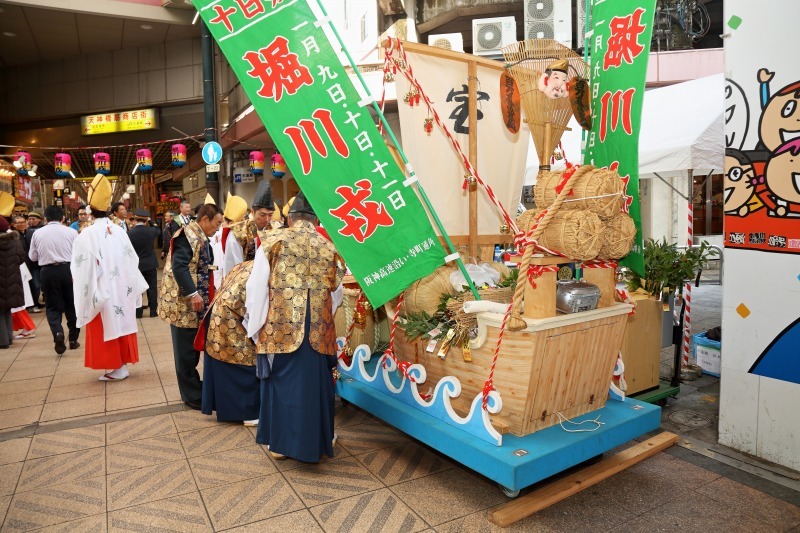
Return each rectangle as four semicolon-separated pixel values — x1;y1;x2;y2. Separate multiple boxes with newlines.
80;108;159;135
15;175;32;204
194;0;445;306
583;0;656;276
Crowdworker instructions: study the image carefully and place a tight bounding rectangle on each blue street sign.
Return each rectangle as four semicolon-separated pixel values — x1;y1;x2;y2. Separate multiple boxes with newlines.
202;141;222;165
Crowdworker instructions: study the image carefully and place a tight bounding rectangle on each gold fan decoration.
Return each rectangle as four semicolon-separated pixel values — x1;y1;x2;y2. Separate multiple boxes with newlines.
502;40;589;169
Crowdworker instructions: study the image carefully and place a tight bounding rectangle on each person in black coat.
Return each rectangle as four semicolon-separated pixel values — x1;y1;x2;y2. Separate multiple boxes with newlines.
161;211;179;260
0;216;27;348
128;209;162;318
22;213;44;312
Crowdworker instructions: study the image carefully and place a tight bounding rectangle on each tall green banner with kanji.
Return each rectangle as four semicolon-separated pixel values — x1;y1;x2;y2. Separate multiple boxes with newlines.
194;0;445;306
584;0;656;276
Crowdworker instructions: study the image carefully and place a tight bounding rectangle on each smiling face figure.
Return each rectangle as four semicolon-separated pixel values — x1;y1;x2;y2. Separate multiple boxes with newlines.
759;82;800;151
725;79;750;149
724;149;758;216
765;139;800;211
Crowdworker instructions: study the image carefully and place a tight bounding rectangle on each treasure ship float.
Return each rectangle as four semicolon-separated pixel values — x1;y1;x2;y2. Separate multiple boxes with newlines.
335;38;662;499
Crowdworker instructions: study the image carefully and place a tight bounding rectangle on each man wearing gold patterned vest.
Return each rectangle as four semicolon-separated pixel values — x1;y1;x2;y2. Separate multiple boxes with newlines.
200;260;260;423
246;192;345;462
222;180;274;275
159;203;223;410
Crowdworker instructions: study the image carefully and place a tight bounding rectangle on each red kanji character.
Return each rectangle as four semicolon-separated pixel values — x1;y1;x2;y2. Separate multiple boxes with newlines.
234;0;264;18
88;117;94;124
105;114;112;122
243;36;313;102
114;113;120;121
329;179;394;243
603;8;646;70
270;0;285;6
96;116;103;123
598;89;635;142
210;5;237;33
283;108;349;175
122;113;129;120
609;163;634;213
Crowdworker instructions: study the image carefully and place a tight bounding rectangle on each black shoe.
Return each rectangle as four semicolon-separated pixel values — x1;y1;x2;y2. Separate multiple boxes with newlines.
149;311;158;318
54;333;66;355
136;313;143;319
184;400;202;411
69;341;80;350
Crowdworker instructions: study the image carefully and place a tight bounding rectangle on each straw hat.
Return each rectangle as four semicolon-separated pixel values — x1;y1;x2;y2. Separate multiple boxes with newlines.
0;191;14;218
204;192;215;205
223;192;248;223
87;173;112;212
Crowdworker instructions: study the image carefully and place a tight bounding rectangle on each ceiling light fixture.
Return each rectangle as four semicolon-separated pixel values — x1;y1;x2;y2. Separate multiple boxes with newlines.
69;171;76;179
132;163;139;175
140;24;153;30
192;11;199;24
2;32;15;37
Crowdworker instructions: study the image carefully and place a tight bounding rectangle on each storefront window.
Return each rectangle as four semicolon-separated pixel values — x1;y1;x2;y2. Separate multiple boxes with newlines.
693;172;724;235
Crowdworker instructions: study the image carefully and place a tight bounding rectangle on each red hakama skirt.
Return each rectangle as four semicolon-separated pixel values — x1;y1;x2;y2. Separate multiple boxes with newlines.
84;314;139;370
11;310;35;332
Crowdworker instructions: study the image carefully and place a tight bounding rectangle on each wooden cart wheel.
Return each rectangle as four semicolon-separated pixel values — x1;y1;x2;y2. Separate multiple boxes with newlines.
499;485;520;498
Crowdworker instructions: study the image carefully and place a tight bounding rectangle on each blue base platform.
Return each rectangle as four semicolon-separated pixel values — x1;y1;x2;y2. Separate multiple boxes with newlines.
337;376;662;492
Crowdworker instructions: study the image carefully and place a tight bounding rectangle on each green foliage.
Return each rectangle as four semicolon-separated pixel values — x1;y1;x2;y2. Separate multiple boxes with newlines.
400;267;518;345
625;238;719;296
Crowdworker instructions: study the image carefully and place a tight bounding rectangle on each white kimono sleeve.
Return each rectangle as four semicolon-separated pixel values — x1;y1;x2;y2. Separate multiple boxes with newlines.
243;247;271;343
223;233;244;276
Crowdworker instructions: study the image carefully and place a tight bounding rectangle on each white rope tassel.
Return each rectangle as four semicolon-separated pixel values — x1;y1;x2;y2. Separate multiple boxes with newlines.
556;412;605;433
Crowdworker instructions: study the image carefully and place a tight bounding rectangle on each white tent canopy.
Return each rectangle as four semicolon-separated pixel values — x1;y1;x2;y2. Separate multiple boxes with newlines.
524;73;725;183
639;73;725;178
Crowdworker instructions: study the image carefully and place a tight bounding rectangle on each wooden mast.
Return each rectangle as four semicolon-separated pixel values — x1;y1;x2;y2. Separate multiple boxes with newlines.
468;60;478;260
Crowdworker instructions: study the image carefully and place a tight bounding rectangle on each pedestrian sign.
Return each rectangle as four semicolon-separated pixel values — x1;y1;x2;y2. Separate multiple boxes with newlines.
202;142;223;165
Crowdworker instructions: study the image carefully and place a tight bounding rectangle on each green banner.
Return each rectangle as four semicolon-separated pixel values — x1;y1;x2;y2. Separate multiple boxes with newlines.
194;0;444;306
584;0;656;276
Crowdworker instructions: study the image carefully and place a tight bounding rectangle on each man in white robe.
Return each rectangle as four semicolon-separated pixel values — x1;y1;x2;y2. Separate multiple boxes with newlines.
72;174;148;381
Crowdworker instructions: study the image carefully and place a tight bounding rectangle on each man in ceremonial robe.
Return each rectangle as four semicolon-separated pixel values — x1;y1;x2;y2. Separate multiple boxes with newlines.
201;260;260;423
72;174;149;381
249;192;345;462
222;181;274;274
159;203;223;410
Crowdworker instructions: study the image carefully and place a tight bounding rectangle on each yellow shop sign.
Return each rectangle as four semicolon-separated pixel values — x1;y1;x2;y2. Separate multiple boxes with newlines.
81;108;159;135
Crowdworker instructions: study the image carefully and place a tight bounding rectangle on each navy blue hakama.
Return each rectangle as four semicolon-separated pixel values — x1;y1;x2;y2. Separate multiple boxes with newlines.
201;353;260;422
255;309;337;463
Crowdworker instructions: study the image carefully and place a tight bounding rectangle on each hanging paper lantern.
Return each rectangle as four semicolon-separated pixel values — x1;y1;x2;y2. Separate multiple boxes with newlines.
171;143;187;167
14;151;31;176
54;153;71;177
136;148;153;172
94;152;111;175
249;151;265;175
271;152;287;178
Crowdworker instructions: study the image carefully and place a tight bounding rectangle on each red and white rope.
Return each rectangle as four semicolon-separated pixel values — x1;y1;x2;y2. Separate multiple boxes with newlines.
382;293;415;382
482;302;514;409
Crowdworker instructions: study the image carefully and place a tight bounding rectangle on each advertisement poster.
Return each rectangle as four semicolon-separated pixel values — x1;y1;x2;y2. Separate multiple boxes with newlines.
194;0;445;306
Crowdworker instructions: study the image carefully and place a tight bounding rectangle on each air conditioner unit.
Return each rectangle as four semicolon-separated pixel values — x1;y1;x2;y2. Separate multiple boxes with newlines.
576;0;589;48
428;33;464;53
524;0;572;48
472;17;517;56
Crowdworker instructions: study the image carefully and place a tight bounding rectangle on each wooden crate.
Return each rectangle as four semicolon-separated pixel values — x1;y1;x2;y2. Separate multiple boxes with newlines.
395;304;631;436
620;294;663;395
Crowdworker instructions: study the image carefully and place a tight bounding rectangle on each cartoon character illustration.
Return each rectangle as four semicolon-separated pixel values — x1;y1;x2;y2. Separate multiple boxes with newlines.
537;59;570;100
724;148;763;216
757;69;800;152
762;138;800;217
725;78;750;149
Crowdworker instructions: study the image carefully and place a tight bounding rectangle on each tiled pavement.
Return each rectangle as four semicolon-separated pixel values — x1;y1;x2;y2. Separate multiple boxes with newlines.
1;312;799;531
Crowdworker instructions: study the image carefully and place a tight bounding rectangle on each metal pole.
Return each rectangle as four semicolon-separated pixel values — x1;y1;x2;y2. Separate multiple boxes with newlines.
310;0;480;300
201;20;219;203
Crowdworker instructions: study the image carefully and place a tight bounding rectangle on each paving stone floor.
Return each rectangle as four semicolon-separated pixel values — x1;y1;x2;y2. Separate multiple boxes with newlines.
1;293;798;532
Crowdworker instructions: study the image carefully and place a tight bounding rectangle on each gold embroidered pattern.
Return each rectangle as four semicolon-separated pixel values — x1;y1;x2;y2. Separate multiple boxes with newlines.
206;261;256;366
255;220;345;355
158;222;208;329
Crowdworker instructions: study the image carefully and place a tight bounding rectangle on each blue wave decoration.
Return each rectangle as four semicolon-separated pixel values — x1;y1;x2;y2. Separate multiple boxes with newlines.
336;338;504;446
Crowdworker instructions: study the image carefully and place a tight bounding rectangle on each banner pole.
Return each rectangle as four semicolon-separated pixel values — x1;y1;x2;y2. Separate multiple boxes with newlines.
310;0;481;301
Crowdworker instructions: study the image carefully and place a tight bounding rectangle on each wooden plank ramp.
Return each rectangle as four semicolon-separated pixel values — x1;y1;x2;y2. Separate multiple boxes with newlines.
488;432;679;528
